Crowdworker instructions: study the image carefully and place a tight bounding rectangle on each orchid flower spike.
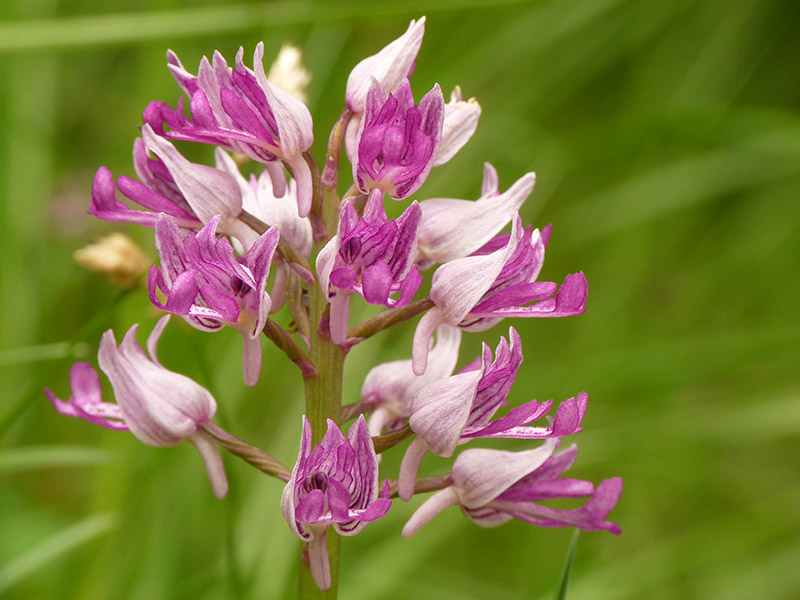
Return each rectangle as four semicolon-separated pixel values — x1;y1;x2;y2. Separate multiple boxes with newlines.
149;214;280;386
403;439;622;537
45;317;228;499
282;416;391;590
412;215;588;375
143;44;315;216
353;79;444;200
316;190;423;345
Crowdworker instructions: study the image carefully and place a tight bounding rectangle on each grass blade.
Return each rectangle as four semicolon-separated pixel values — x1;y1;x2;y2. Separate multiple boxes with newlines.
0;513;117;596
554;529;580;600
0;446;114;473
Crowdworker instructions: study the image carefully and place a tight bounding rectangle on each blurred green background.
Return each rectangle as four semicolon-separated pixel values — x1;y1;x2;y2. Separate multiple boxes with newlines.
2;0;799;598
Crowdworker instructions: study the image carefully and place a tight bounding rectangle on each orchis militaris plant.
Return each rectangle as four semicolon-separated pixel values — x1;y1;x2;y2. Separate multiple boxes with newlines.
46;17;621;598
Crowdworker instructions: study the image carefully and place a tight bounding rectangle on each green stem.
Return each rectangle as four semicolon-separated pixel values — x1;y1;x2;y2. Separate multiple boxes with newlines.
299;263;345;600
296;110;352;599
304;285;345;440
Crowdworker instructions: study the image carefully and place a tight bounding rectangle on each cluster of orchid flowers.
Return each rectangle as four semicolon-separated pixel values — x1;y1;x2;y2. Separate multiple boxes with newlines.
45;18;621;592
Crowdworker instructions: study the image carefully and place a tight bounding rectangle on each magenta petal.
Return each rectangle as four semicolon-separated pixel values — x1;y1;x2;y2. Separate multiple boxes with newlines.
462;399;553;439
514;444;580;487
467;272;588;319
330;267;358;291
550;392;588;437
506;478;595;502
396;266;423;306
89;168;163;227
69;361;104;405
470;282;558;314
296;489;326;522
141;125;242;223
507;477;623;534
555;271;588;313
45;363;128;431
361;262;393;304
327;478;353;522
162;271;201;315
199;283;241;322
351;493;391;523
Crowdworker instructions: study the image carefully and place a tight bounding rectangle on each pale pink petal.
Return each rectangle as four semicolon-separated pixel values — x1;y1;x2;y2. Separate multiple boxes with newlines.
433;86;481;166
346;17;426;113
452;438;560;508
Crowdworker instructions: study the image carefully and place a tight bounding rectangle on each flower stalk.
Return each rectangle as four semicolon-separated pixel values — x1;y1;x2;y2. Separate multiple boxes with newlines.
202;423;291;481
298;147;345;598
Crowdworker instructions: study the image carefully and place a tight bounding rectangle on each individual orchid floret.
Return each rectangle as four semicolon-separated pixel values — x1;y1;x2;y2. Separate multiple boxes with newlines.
149;214;279;386
89;125;260;249
353;79;444;200
361;324;461;436
416;163;535;268
45;318;228;499
316;190;423;345
346;17;426;114
143;44;315;216
412;216;588;375
282;416;391;590
433;86;481;167
398;328;587;500
402;439;622;536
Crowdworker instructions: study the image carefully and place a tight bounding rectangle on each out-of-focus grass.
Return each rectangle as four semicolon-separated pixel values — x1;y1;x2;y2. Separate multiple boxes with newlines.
1;0;799;598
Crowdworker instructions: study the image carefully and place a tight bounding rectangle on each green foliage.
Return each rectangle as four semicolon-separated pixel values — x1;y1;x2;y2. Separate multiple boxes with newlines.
2;0;799;598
